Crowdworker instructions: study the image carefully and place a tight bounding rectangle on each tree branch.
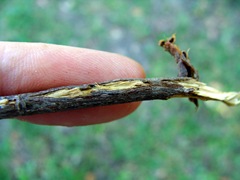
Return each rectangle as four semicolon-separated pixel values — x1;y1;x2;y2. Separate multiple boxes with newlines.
1;34;239;120
0;77;239;119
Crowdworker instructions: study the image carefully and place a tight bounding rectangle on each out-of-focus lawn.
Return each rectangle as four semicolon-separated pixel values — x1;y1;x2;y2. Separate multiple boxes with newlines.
1;0;240;179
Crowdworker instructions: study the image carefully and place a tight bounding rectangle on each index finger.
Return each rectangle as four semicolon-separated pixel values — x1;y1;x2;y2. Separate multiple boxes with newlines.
0;42;145;126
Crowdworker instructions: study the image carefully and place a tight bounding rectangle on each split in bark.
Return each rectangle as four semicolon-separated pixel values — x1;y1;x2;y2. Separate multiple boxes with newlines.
0;77;239;119
0;34;239;120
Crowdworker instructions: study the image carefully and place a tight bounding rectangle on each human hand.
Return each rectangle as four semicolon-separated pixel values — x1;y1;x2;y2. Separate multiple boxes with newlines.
0;42;145;126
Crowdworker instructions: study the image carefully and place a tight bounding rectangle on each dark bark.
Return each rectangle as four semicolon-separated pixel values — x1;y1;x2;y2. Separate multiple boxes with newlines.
0;77;239;120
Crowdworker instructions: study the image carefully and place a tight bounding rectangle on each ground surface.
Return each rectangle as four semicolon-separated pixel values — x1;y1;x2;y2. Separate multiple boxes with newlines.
0;0;240;179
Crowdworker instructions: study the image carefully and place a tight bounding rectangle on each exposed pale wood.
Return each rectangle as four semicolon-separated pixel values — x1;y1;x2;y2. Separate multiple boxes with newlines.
0;77;239;119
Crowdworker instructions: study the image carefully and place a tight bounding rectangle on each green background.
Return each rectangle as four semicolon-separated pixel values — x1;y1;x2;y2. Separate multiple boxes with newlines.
1;0;240;179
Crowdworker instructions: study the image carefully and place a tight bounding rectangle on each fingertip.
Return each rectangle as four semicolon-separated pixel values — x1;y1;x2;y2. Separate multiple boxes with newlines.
0;42;145;125
0;43;146;95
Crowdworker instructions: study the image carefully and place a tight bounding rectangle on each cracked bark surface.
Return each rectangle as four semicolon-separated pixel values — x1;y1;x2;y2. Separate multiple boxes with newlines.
0;77;239;119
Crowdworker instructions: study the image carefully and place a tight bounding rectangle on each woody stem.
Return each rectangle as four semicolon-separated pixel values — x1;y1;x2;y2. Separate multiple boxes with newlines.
0;77;239;119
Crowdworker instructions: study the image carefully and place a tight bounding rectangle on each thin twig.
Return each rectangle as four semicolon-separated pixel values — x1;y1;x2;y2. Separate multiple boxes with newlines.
1;34;239;119
0;77;239;119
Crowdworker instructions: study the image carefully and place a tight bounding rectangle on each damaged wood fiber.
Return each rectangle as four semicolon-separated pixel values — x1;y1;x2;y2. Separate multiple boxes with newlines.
159;34;199;107
0;34;239;119
0;78;239;119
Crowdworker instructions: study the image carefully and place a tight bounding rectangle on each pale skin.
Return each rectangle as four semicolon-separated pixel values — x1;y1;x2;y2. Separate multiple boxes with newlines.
0;42;145;126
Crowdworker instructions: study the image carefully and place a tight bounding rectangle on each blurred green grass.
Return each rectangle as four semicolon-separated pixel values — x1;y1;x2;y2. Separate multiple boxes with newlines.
1;0;240;179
